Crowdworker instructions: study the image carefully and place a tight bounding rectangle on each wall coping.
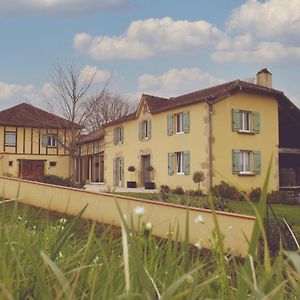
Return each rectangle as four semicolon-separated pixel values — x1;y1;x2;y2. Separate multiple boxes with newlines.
0;176;256;221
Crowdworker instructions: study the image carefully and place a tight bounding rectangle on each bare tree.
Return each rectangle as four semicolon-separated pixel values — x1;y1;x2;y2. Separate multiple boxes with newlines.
47;62;101;179
85;89;137;131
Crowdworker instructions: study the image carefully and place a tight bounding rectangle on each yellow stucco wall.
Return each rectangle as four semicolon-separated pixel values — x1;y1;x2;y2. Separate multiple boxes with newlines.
0;126;71;178
104;100;210;191
0;176;255;256
212;93;279;191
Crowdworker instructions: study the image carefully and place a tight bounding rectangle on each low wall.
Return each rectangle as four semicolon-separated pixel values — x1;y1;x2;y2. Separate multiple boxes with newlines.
0;176;255;256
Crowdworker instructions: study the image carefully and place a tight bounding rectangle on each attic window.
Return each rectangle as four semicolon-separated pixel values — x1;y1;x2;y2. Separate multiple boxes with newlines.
49;161;57;167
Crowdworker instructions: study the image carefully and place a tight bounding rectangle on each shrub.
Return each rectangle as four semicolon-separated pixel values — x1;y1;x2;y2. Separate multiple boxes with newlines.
172;186;185;195
267;190;293;204
160;185;170;194
32;175;84;189
211;181;242;200
202;197;231;212
185;189;203;197
249;187;261;202
193;171;205;193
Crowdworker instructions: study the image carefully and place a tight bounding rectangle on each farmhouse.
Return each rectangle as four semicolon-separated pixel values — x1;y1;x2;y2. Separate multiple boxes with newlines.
75;69;300;193
0;103;79;178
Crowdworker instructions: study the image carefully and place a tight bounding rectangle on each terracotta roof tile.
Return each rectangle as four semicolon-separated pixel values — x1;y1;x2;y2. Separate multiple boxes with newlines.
0;103;80;129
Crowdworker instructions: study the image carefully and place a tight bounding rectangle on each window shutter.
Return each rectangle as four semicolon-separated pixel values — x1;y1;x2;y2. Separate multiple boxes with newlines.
138;121;142;140
120;126;124;144
183;151;190;175
253;151;261;174
147;119;151;139
58;136;63;148
42;134;48;147
252;112;260;134
183;111;190;133
113;158;117;186
120;158;124;187
113;128;117;145
168;152;174;175
232;149;241;174
167;114;174;136
232;109;240;131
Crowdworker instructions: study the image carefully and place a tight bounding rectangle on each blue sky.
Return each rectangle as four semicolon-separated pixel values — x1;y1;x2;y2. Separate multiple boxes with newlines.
0;0;299;110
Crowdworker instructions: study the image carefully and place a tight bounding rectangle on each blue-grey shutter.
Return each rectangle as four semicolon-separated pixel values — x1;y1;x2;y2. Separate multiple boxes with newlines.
232;150;241;174
147;119;151;139
252;112;260;134
253;151;261;174
120;158;124;187
138;121;142;140
120;126;124;144
232;109;240;132
167;114;174;136
113;128;117;145
183;111;190;133
113;158;117;186
168;152;174;175
183;151;190;175
42;134;48;147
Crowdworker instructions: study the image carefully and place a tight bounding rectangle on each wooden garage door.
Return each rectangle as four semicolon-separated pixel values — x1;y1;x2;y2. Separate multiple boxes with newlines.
19;160;45;179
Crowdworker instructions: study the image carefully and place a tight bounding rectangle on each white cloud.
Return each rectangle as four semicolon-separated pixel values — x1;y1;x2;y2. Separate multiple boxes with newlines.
228;0;300;42
212;41;300;63
138;68;223;97
0;0;131;16
80;65;111;84
74;17;225;60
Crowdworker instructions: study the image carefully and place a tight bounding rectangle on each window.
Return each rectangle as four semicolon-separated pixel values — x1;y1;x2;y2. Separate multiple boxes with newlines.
168;151;190;175
232;109;260;133
113;157;124;187
167;111;190;136
94;141;100;153
143;105;149;114
5;132;16;146
139;120;151;140
113;126;124;144
47;135;58;147
8;161;13;167
232;150;261;175
49;161;57;167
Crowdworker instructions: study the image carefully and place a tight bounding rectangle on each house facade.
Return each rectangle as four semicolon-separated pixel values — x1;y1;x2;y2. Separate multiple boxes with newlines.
0;103;76;179
76;68;299;193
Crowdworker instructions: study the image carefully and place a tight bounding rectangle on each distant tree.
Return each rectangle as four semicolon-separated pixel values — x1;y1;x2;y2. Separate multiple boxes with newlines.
85;89;137;131
193;171;205;196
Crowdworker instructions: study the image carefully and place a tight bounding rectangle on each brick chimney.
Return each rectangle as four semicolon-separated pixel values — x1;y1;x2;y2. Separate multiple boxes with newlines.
256;68;272;88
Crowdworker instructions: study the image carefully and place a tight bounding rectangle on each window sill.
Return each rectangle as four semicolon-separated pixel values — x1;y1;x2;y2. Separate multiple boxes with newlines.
237;130;255;135
5;144;16;147
175;131;185;135
176;172;185;175
238;172;255;176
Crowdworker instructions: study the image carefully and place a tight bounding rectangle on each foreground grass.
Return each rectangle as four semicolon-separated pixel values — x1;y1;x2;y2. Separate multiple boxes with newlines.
0;198;300;299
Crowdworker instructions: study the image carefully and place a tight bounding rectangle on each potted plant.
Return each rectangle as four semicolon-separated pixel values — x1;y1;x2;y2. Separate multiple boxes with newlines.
127;166;137;188
193;171;205;198
145;165;155;189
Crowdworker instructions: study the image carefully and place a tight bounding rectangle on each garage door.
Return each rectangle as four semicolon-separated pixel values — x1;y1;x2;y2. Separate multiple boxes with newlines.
19;160;45;178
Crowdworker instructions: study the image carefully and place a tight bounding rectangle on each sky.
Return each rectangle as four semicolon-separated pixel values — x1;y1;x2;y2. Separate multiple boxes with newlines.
0;0;300;110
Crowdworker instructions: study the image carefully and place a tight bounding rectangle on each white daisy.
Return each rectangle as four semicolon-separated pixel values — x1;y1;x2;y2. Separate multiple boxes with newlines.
194;215;204;224
133;206;145;216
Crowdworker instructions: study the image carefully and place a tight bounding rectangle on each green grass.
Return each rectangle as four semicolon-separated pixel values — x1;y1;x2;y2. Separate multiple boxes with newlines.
0;190;300;298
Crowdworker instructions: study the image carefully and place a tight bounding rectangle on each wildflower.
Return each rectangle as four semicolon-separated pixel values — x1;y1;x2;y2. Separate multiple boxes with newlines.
61;226;65;231
194;240;203;249
58;218;67;225
194;214;204;224
32;225;36;230
59;251;63;258
17;216;22;220
133;206;145;216
186;275;194;284
145;222;152;230
93;256;99;263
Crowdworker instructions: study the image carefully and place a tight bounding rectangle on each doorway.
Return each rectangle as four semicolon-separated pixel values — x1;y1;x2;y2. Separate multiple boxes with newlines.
141;155;151;186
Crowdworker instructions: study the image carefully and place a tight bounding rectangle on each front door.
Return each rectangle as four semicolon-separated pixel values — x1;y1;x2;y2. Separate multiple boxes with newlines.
19;160;45;178
141;155;151;185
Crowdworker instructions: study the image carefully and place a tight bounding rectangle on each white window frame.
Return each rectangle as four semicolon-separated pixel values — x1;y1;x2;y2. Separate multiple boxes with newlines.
240;150;252;174
142;120;150;139
239;111;251;132
115;127;122;144
5;131;16;146
176;152;184;174
47;135;58;148
175;113;184;133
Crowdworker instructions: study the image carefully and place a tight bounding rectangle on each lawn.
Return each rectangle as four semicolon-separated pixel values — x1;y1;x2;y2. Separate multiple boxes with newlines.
0;199;299;298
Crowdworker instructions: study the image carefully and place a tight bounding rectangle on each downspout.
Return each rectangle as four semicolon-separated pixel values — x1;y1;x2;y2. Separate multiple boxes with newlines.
207;100;213;192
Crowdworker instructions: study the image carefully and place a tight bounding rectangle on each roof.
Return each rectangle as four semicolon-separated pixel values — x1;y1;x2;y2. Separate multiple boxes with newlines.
0;103;80;129
77;128;104;144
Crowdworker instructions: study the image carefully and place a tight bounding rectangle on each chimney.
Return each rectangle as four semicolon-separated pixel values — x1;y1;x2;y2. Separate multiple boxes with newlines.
256;68;272;88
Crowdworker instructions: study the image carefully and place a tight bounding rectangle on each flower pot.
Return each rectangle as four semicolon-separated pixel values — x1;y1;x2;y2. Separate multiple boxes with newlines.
145;182;155;189
127;181;137;188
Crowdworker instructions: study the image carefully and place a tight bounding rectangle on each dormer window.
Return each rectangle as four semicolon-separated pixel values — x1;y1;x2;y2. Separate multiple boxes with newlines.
143;105;149;114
